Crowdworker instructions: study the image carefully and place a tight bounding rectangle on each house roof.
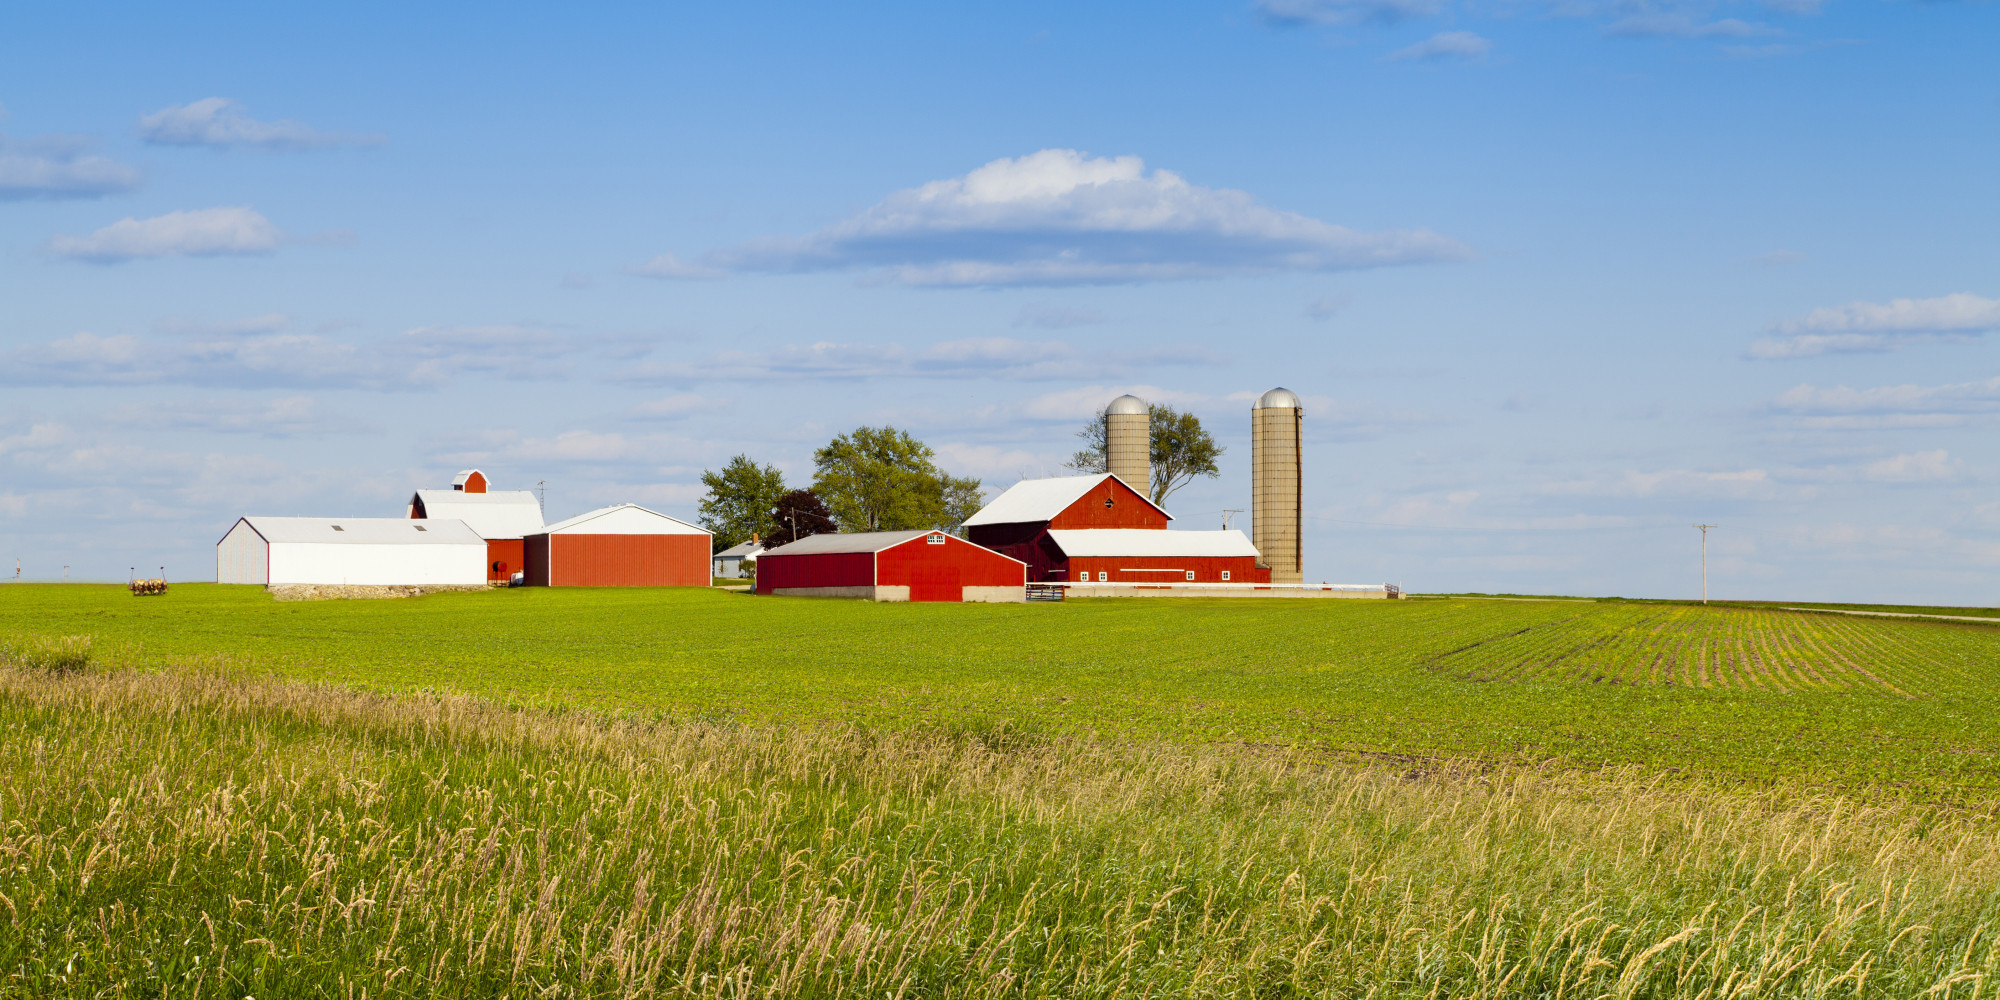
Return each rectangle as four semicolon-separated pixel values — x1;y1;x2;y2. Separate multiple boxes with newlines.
539;503;708;535
412;489;545;539
961;473;1170;527
715;540;763;558
1046;528;1261;558
758;529;937;556
233;516;485;546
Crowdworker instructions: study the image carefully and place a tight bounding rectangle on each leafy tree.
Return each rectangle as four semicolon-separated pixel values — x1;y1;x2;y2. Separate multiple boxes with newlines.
1062;402;1223;506
697;454;789;551
811;426;985;533
762;489;838;549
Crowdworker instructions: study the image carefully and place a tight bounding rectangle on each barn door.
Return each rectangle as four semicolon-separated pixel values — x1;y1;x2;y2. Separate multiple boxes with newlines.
909;565;962;602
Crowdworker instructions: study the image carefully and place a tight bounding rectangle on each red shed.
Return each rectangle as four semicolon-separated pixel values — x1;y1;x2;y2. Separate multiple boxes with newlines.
755;529;1026;602
965;473;1170;581
523;503;710;587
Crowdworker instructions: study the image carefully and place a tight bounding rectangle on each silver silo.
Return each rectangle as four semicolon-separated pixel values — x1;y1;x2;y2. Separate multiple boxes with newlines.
1252;387;1303;583
1104;394;1151;496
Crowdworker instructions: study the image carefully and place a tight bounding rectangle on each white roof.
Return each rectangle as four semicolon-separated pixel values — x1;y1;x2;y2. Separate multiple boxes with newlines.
539;503;708;535
715;540;763;558
233;516;485;546
1047;528;1261;558
961;473;1169;527
759;529;936;556
412;489;545;539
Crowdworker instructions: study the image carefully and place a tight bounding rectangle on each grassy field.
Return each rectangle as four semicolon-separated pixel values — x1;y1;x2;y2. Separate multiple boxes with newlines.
6;583;2000;997
1;583;1999;797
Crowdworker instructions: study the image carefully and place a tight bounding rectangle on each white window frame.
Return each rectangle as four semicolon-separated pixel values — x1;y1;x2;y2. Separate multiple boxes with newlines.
928;533;946;545
1097;571;1108;582
1221;570;1231;581
1078;570;1089;582
1185;571;1195;581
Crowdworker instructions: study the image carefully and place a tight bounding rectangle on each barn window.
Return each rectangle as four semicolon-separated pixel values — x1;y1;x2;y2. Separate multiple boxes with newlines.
1186;571;1196;581
1221;570;1231;581
928;533;945;545
331;525;344;531
1078;570;1089;582
1097;571;1107;582
1103;497;1113;508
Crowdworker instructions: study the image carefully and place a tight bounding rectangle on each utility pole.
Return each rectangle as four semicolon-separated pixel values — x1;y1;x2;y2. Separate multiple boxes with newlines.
1693;524;1718;604
535;480;548;519
1221;509;1243;530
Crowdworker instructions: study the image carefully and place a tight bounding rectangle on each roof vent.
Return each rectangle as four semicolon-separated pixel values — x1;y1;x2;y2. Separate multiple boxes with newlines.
413;524;426;531
331;525;344;531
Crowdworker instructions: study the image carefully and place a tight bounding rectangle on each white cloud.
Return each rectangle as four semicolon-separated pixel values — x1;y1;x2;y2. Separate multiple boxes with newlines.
1386;31;1493;60
1015;385;1212;422
1863;450;1962;484
630;253;725;280
660;149;1468;287
100;395;369;437
612;337;1218;385
0;319;632;389
1750;293;2000;358
46;207;285;262
1257;0;1445;25
137;98;383;150
430;429;703;472
1605;14;1775;37
1543;468;1774;499
933;442;1050;481
1773;377;2000;417
0;133;142;199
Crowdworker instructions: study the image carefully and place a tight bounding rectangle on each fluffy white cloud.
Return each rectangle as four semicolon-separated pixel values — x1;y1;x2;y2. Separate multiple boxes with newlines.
1543;468;1774;499
613;337;1217;385
46;207;285;262
1750;293;2000;358
0;133;142;199
652;149;1468;287
1386;31;1493;60
1773;377;2000;416
1257;0;1445;25
137;98;383;150
1863;450;1962;484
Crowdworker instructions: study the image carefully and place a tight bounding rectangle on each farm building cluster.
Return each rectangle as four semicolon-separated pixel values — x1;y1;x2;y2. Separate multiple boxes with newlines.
215;390;1396;601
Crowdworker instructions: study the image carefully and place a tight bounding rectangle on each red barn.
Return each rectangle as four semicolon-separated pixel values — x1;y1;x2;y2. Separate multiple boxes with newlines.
755;529;1026;602
523;503;710;587
963;473;1269;584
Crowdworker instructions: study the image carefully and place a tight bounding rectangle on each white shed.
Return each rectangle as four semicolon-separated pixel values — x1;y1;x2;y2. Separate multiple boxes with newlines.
217;516;487;586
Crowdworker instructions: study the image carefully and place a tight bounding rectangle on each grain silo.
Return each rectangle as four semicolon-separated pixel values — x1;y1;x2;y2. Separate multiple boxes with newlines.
1105;394;1151;497
1252;388;1303;583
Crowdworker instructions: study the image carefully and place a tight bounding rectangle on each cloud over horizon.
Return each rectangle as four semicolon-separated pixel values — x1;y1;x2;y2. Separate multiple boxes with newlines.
138;98;384;150
1386;31;1493;60
1750;293;2000;358
46;207;285;262
0;132;142;200
642;149;1470;287
610;336;1220;385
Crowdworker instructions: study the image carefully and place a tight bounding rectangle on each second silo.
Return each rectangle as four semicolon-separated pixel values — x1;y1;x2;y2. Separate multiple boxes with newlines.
1105;394;1151;497
1252;387;1303;583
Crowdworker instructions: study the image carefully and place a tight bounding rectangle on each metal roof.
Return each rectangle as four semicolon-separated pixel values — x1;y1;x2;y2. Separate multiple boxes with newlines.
1106;394;1148;415
538;503;707;535
961;473;1169;527
1047;528;1261;558
412;489;545;539
758;529;937;556
234;516;485;546
1256;387;1302;410
715;540;763;558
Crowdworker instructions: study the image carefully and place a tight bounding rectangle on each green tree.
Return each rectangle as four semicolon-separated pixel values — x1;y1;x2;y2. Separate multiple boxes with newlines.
812;426;984;533
697;454;789;551
763;489;838;548
1062;402;1223;506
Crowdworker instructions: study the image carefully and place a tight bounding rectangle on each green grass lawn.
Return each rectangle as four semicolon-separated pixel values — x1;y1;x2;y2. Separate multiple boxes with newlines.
5;582;1999;799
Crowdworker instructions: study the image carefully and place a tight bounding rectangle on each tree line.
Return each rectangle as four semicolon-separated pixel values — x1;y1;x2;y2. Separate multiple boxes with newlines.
698;426;983;551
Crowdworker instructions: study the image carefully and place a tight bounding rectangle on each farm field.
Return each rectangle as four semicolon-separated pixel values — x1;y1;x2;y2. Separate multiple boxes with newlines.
3;583;2000;797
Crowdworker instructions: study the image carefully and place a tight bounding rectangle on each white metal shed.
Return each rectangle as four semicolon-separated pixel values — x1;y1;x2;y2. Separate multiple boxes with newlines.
217;516;487;586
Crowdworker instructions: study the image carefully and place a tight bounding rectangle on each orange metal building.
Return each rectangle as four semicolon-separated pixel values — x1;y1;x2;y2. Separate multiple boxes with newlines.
522;503;711;587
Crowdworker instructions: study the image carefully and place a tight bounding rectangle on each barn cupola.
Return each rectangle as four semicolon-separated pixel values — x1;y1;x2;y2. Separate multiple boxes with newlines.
453;469;488;493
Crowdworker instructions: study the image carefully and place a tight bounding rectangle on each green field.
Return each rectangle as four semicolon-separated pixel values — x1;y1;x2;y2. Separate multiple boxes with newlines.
7;584;2000;998
3;583;1999;796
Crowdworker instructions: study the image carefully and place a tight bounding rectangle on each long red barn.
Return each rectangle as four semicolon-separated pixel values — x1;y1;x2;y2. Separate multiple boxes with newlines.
756;529;1025;602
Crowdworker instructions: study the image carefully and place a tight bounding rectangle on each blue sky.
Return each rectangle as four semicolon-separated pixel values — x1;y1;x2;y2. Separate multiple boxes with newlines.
3;0;1996;600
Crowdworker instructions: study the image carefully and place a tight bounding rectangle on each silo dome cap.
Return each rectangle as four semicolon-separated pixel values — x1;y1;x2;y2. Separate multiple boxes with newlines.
1105;394;1148;415
1255;387;1302;410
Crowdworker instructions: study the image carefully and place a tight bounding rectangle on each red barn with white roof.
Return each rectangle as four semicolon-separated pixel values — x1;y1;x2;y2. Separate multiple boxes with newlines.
523;503;710;587
963;473;1269;584
755;529;1026;602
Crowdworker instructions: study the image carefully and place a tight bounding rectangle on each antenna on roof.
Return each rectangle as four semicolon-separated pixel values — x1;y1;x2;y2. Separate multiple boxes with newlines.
535;480;547;519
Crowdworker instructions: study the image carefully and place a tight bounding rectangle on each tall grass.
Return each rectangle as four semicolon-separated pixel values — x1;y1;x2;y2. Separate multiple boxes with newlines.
4;660;2000;997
